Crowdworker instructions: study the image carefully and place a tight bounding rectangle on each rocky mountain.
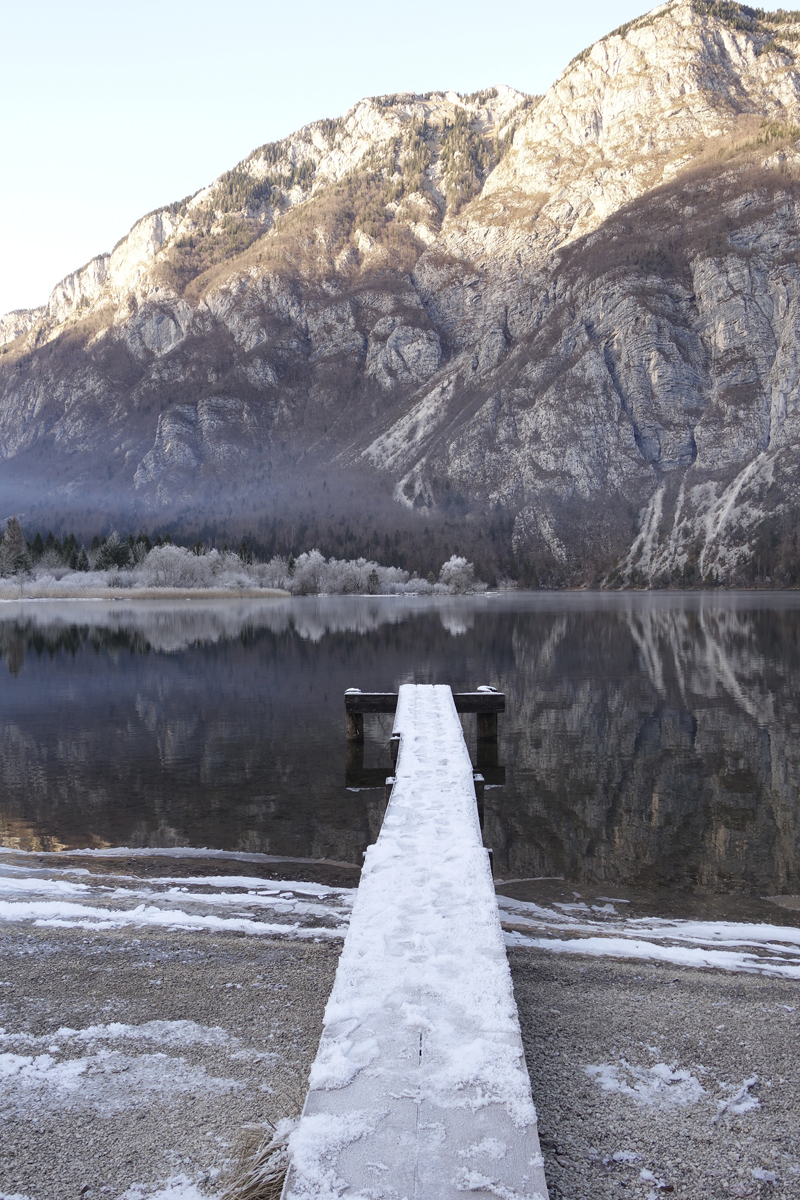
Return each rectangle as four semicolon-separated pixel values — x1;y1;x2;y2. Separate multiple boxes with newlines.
4;0;800;586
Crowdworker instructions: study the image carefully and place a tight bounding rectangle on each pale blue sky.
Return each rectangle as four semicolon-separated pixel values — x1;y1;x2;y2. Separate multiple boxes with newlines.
0;1;785;316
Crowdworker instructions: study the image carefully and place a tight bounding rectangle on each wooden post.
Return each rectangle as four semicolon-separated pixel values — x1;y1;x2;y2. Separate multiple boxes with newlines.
346;711;364;742
385;776;395;803
473;772;485;830
476;737;499;776
477;711;498;741
389;733;401;764
346;740;365;775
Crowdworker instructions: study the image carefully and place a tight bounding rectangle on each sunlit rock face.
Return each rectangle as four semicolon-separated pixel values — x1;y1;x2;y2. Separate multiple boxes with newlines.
3;2;800;583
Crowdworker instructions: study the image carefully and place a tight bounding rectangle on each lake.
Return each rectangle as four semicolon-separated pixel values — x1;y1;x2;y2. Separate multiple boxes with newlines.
1;592;799;904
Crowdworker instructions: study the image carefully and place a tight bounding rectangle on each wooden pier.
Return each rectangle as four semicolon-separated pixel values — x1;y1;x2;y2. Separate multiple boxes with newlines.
282;684;548;1200
344;686;506;788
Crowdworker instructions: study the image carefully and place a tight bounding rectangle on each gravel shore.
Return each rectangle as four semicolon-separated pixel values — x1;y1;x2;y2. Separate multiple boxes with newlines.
0;923;338;1200
2;922;799;1200
511;950;800;1200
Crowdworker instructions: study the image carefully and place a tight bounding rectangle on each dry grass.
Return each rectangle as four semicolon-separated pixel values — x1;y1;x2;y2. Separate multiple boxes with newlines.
220;1087;305;1200
220;1124;294;1200
0;585;290;601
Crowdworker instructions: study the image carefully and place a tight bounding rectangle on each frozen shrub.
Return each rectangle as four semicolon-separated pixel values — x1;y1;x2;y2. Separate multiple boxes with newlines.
438;555;476;594
0;540;489;595
133;545;251;589
291;549;327;595
253;556;292;590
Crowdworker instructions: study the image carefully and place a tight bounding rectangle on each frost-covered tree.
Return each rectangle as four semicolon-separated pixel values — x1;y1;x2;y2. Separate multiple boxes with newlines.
0;516;30;576
95;532;131;570
134;544;253;590
438;555;476;594
291;549;327;595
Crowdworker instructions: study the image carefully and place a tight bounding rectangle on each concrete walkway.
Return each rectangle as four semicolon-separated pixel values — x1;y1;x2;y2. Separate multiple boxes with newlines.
283;683;548;1200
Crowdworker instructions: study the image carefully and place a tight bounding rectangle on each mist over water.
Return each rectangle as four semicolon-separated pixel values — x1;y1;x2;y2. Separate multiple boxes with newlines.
1;592;799;895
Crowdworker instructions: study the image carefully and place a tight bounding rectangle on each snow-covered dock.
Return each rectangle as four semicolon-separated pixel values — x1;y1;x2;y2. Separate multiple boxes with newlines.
282;683;548;1200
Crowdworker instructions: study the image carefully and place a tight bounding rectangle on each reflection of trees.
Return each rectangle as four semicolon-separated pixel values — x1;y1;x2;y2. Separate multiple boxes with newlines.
0;597;488;662
4;635;24;677
0;620;154;673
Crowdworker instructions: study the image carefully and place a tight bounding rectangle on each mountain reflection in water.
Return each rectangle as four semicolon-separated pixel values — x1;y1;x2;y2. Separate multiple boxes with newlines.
1;593;799;895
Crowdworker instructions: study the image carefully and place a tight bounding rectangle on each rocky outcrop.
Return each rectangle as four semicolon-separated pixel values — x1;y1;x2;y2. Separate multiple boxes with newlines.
0;308;44;348
3;1;800;584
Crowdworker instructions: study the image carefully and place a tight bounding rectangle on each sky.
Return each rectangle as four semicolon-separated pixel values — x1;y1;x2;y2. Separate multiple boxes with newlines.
0;0;788;317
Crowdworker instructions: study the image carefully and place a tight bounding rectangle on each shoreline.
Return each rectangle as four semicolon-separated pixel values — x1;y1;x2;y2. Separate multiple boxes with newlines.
0;586;291;601
2;586;800;604
2;920;797;1200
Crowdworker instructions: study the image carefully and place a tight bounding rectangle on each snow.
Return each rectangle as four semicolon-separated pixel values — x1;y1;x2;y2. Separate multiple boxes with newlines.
712;1075;761;1123
118;1174;213;1200
286;1111;380;1200
283;684;548;1200
0;898;346;939
585;1061;705;1108
0;861;353;940
1;852;797;979
0;1020;237;1052
499;895;800;980
0;1043;242;1116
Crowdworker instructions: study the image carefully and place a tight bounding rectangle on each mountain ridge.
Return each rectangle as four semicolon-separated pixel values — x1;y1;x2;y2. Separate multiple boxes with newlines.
3;0;800;586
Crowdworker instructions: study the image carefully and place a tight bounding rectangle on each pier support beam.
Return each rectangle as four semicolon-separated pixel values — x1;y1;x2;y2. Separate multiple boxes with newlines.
477;710;498;741
344;711;364;742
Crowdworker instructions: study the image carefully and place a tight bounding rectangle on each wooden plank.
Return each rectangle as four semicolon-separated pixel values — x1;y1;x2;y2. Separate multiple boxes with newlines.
284;684;548;1200
344;692;398;714
454;691;506;714
344;690;505;714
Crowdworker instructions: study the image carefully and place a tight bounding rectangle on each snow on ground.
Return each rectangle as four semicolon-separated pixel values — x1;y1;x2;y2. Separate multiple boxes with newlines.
0;855;353;940
584;1061;705;1108
0;1043;243;1117
2;852;798;978
117;1178;210;1200
498;894;800;979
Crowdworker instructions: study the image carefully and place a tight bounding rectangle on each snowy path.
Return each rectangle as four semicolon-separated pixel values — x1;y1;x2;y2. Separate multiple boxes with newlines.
283;684;548;1200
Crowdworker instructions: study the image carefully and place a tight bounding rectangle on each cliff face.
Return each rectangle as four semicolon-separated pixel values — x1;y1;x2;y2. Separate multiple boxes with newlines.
4;1;800;584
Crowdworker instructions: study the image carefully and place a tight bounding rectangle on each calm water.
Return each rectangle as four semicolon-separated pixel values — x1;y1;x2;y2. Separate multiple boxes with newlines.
1;592;799;896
